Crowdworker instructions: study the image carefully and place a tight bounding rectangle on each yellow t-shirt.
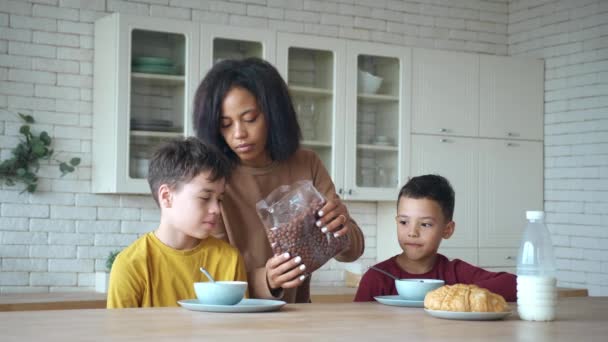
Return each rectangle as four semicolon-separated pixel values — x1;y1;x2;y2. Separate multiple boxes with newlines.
107;232;247;308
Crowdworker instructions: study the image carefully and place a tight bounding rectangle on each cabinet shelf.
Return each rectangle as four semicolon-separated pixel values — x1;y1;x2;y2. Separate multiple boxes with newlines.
130;130;184;138
357;93;399;103
131;72;185;85
302;140;333;148
289;85;333;97
357;144;398;152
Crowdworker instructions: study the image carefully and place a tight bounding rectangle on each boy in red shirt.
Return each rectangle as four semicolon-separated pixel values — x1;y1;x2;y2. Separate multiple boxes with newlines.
354;174;516;302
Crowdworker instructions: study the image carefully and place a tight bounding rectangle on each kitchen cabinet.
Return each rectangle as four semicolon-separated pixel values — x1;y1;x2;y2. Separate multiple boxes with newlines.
377;137;543;268
277;33;411;201
412;49;479;137
93;13;199;193
93;15;273;193
409;136;542;267
478;139;543;248
199;24;275;87
480;55;544;140
410;134;478;249
343;41;411;201
412;50;543;141
276;32;346;194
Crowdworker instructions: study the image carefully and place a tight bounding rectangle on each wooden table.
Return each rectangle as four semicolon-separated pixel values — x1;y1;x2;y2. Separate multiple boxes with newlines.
0;297;606;341
0;286;588;311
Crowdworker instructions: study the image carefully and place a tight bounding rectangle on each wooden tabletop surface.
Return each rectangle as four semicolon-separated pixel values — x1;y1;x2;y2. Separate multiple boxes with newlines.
0;286;588;311
0;297;606;341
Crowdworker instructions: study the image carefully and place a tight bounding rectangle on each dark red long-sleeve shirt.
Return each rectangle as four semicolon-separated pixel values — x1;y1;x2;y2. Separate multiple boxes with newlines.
354;254;517;302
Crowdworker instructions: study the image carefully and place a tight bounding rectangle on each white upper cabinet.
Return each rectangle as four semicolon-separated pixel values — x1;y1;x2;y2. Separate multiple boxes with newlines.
480;55;544;141
276;33;347;195
478;139;543;247
410;134;479;249
277;35;411;201
93;13;199;193
199;24;276;84
344;41;411;201
412;49;479;137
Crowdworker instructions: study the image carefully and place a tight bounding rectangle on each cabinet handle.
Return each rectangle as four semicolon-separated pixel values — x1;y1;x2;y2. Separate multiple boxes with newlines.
506;142;518;147
507;132;519;137
439;128;448;133
338;188;343;195
348;189;353;195
440;138;449;143
505;256;514;260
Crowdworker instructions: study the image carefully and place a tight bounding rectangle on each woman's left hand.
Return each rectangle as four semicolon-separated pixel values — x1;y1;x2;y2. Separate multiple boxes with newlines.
316;199;349;238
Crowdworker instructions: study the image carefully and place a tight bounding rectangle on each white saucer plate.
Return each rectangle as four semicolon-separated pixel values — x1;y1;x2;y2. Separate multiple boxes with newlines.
178;298;286;313
374;295;424;308
424;309;512;321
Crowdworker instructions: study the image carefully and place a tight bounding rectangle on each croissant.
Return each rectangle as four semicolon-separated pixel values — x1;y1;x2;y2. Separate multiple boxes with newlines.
424;284;508;312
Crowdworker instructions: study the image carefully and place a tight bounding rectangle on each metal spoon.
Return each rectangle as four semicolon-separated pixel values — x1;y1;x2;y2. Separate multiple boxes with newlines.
199;267;215;282
368;266;398;280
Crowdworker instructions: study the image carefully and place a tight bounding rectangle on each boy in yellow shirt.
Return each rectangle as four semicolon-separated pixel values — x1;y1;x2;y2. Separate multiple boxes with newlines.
107;137;247;308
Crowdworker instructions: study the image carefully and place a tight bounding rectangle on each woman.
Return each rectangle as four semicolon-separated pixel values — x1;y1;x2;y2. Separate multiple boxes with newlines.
193;58;364;303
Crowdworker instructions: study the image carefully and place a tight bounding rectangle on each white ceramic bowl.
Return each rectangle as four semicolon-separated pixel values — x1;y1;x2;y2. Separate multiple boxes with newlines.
194;281;247;305
357;70;383;94
395;279;445;301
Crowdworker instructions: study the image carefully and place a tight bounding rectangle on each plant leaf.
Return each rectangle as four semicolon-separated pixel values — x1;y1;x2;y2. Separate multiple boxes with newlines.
19;113;35;124
19;125;31;135
70;157;81;166
24;172;37;182
59;162;69;173
32;143;47;158
26;183;37;193
16;168;26;176
40;131;51;145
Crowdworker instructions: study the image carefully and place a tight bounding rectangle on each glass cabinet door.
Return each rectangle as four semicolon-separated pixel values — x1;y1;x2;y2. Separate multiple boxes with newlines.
344;42;411;201
276;33;346;189
288;47;335;170
200;25;275;82
129;29;187;180
92;13;198;193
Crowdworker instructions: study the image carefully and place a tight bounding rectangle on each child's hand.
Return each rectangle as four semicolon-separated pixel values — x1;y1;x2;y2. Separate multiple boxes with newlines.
266;252;306;291
316;199;350;238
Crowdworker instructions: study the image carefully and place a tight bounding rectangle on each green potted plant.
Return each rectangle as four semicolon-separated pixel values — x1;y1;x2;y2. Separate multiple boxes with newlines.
0;112;80;193
96;250;121;293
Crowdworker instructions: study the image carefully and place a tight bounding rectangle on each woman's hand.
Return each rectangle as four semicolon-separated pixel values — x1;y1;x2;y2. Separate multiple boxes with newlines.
316;199;350;238
266;252;307;291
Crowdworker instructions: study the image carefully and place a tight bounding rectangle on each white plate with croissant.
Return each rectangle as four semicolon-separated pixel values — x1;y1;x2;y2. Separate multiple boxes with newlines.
423;284;512;321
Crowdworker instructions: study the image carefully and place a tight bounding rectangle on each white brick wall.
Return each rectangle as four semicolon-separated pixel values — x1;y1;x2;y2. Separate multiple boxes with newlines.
15;0;601;293
510;0;608;296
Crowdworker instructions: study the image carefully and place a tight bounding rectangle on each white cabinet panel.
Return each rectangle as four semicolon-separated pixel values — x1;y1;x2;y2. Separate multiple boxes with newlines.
478;248;518;267
478;140;543;248
439;247;478;265
480;55;544;140
410;135;478;249
412;49;479;137
376;201;401;262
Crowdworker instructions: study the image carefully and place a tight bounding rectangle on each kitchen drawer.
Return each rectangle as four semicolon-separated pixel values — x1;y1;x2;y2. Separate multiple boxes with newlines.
479;248;518;267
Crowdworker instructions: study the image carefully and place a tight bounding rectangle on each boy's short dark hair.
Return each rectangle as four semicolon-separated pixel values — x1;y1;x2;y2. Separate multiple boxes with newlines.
397;174;455;221
147;137;232;206
193;57;301;163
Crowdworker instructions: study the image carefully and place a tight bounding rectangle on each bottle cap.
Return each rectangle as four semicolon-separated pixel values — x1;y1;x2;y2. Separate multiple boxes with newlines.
526;210;544;220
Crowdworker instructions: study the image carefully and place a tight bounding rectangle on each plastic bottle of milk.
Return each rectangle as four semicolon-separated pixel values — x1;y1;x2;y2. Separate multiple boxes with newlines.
516;211;557;321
